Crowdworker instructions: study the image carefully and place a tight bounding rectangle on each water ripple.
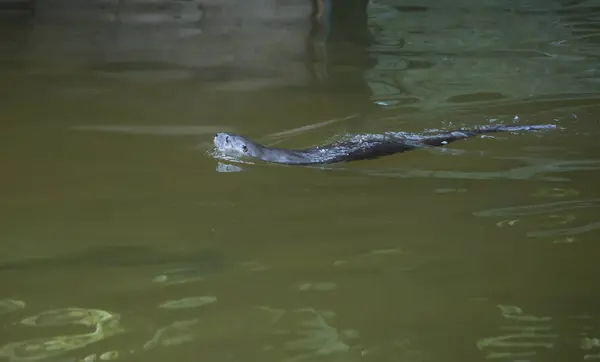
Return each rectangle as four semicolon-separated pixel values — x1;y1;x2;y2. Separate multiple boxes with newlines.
365;157;600;181
474;198;600;243
474;198;600;217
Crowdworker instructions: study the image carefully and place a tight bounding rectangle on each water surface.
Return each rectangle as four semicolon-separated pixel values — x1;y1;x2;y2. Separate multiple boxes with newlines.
1;0;600;361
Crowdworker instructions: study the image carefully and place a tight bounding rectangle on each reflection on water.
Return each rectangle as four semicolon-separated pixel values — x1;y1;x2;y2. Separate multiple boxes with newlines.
2;0;600;361
0;300;25;315
477;305;556;359
0;307;124;362
152;267;211;286
0;303;361;361
4;301;599;362
215;162;244;173
477;305;600;361
157;296;217;310
142;318;203;350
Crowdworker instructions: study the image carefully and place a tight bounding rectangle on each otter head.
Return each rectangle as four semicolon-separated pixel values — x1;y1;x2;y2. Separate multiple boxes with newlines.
213;133;263;159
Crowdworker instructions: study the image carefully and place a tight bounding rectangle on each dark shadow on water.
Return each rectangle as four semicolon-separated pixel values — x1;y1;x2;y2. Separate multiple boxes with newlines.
306;0;376;98
0;245;223;272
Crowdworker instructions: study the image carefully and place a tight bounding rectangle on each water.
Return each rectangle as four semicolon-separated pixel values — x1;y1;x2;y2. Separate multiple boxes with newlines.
1;0;600;361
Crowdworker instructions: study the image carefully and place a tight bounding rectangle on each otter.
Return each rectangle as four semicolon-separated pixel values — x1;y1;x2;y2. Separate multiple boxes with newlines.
213;124;556;165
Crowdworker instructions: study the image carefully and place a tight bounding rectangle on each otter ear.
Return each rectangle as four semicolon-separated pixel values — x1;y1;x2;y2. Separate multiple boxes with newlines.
242;145;248;153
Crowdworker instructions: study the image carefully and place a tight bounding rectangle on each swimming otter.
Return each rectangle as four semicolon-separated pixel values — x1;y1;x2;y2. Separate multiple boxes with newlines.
213;124;556;165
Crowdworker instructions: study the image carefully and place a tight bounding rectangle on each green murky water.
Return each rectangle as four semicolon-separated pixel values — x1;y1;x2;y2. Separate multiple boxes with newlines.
1;0;600;361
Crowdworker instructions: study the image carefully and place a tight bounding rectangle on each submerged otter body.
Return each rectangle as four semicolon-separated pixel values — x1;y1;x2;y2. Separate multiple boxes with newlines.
213;124;556;165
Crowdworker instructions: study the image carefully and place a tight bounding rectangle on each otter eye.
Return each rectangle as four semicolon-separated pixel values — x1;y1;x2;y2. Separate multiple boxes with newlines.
242;145;248;153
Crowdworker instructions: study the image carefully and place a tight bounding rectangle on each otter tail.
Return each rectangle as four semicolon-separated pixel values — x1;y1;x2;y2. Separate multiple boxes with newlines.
421;124;557;147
